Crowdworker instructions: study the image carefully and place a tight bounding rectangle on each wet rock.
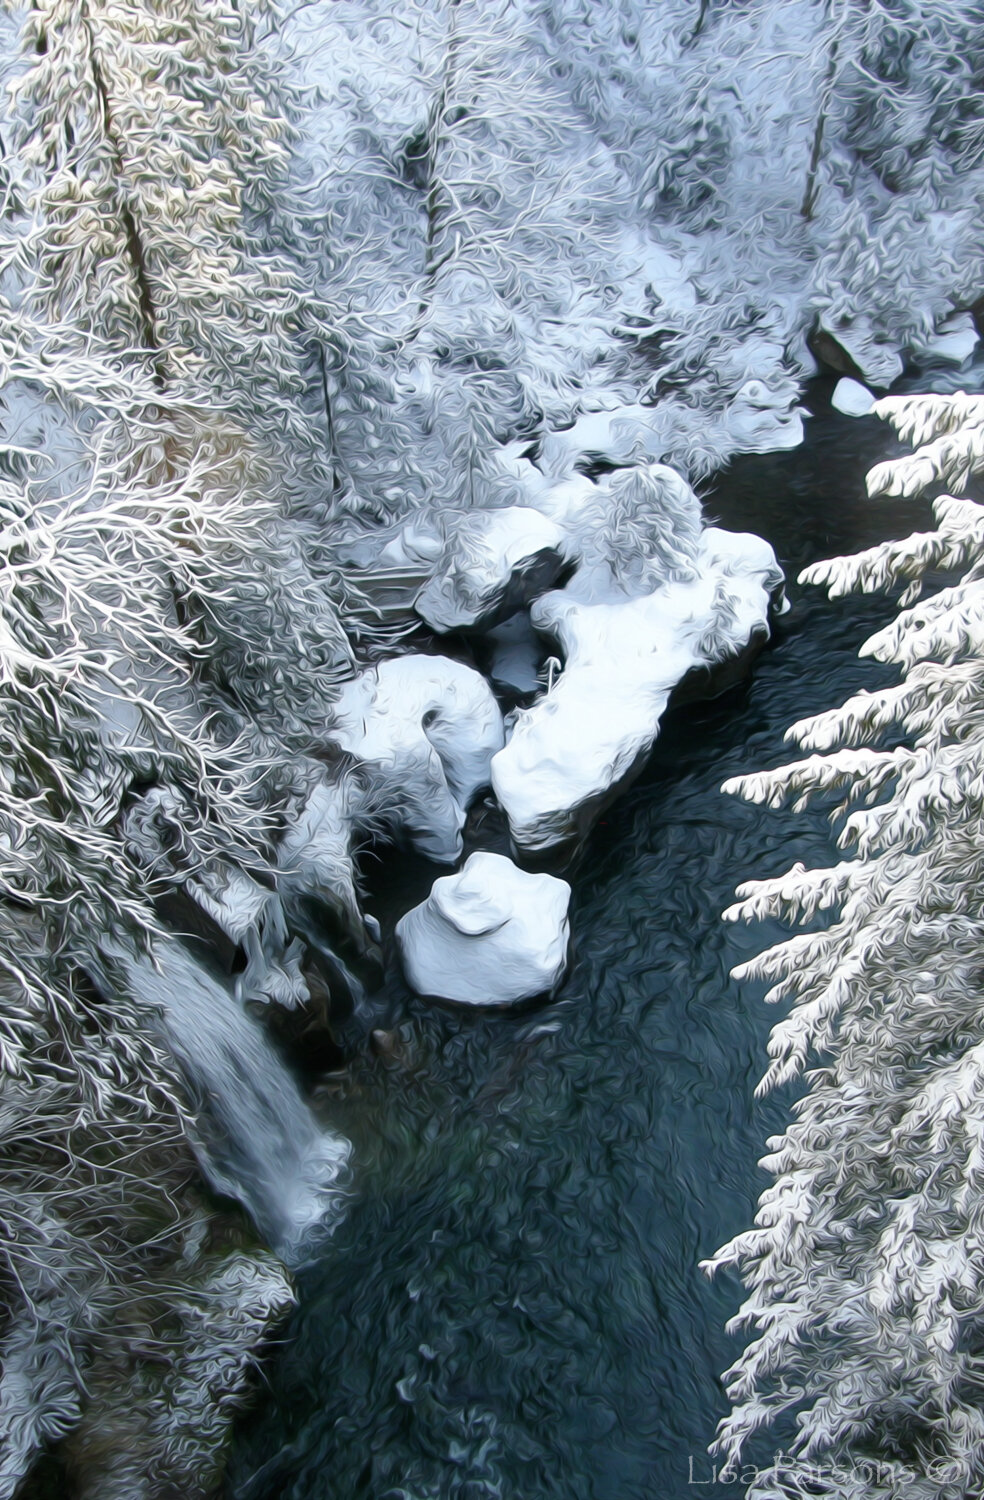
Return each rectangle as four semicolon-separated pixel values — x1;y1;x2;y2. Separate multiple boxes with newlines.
481;610;548;699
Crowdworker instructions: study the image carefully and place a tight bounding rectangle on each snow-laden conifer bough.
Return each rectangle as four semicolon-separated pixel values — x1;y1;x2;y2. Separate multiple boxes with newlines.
703;394;984;1500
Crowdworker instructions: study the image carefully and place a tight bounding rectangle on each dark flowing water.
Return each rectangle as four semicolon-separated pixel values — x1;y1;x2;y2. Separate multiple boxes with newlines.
227;387;934;1500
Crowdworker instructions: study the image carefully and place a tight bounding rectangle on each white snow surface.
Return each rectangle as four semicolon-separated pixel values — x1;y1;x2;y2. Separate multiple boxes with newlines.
330;655;504;863
535;388;805;482
831;379;876;417
396;851;571;1005
491;527;783;850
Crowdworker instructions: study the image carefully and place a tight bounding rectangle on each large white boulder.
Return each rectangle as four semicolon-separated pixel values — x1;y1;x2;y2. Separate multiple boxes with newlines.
396;851;571;1006
331;655;504;863
415;506;568;632
491;528;783;850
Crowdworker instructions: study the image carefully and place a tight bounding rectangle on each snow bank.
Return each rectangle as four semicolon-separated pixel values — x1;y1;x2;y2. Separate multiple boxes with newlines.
536;389;804;482
537;403;665;477
723;379;805;452
491;528;783;850
396;851;570;1005
330;655;504;863
276;775;382;958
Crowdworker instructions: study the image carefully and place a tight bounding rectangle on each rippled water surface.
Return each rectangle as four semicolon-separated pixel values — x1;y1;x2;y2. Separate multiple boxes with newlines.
227;392;933;1500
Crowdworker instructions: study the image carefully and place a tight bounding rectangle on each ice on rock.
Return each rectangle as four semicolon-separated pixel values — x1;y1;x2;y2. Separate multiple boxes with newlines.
396;851;570;1006
491;528;783;850
831;378;876;417
415;506;569;632
330;655;504;863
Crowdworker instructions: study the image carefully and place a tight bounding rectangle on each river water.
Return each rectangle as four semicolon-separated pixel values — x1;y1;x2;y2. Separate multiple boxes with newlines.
226;387;933;1500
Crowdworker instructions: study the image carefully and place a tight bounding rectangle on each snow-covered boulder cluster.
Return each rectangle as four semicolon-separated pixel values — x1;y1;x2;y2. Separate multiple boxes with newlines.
380;441;785;859
316;430;786;1005
395;852;570;1006
815;313;980;391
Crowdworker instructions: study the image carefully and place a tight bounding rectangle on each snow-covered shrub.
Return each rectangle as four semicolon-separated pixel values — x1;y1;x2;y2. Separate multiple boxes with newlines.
704;392;984;1498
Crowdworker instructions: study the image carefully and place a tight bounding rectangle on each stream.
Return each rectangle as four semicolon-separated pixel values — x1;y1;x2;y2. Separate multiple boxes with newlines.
226;385;935;1500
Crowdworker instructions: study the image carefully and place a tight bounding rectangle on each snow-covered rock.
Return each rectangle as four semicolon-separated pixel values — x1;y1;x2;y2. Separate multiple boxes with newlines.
330;655;504;863
277;777;372;946
814;317;904;389
183;864;311;1010
724;379;805;451
532;384;805;486
378;515;445;569
831;378;876;417
912;311;979;368
491;528;784;850
415;506;568;632
396;851;570;1005
537;403;662;478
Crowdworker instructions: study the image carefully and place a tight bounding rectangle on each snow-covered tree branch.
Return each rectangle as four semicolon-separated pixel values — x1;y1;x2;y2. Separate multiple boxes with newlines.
706;393;984;1498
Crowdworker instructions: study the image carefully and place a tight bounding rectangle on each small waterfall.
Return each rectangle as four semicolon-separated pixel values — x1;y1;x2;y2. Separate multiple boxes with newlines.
121;937;349;1260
